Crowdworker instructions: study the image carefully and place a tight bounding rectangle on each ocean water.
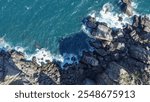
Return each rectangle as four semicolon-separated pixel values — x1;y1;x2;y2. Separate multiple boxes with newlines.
0;0;150;65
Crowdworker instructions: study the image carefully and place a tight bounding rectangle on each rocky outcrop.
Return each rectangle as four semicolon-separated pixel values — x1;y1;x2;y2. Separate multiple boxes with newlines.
1;0;150;85
129;45;150;64
0;49;61;85
96;62;132;85
81;12;150;85
92;23;113;41
120;0;133;16
81;53;99;67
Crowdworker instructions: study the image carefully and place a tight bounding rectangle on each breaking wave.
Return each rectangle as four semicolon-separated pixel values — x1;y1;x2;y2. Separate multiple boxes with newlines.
0;1;146;69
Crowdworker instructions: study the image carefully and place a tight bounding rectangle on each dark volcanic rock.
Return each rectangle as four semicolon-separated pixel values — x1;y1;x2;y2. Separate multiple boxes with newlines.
96;62;131;85
81;53;99;67
94;48;108;57
1;3;150;85
132;15;139;28
83;78;96;85
140;33;150;43
120;0;133;16
106;62;123;82
129;45;150;64
96;73;115;85
82;16;98;31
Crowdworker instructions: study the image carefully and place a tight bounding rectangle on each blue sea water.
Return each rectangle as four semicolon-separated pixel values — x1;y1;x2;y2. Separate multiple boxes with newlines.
0;0;150;61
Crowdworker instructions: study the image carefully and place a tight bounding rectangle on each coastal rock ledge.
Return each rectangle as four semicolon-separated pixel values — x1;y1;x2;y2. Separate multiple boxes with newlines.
0;1;150;85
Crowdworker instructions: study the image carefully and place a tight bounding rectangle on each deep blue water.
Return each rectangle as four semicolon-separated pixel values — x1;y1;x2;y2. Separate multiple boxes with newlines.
0;0;150;56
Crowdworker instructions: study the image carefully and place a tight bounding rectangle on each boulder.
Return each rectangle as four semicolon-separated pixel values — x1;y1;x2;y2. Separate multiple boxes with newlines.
82;16;98;30
129;30;140;41
105;62;132;84
92;23;113;41
132;15;139;28
83;78;96;85
106;62;123;82
143;16;150;27
10;50;25;62
81;55;99;67
143;26;150;33
129;46;150;64
89;40;102;49
109;42;125;51
140;33;150;43
121;0;132;4
120;0;133;16
96;73;116;85
94;48;108;56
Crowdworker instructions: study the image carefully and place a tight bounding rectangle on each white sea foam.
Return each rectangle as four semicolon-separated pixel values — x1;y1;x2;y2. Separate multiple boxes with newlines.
93;3;132;28
0;1;144;69
26;48;65;66
0;37;77;69
82;1;140;34
0;37;11;50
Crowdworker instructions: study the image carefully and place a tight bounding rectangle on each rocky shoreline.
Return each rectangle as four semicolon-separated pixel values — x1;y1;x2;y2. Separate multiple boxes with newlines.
0;0;150;85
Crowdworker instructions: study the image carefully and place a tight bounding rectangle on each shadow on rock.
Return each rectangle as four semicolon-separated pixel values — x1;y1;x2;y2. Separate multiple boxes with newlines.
0;49;21;84
38;72;57;85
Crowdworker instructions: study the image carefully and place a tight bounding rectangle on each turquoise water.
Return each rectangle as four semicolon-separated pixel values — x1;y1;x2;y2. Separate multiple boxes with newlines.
0;0;150;55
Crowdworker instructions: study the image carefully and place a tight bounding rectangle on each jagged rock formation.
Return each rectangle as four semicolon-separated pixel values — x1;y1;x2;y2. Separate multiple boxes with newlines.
79;13;150;85
120;0;133;16
0;50;61;85
0;0;150;85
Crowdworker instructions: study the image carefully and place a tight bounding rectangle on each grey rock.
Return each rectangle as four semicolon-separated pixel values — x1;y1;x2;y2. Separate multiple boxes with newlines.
129;30;140;41
83;78;96;85
89;41;102;49
96;73;116;85
132;15;139;27
106;62;122;82
143;26;150;33
81;55;99;66
140;33;150;43
83;16;97;29
120;0;133;16
0;72;4;80
129;46;150;64
95;48;108;56
105;62;132;84
109;42;125;51
143;17;150;27
92;23;113;41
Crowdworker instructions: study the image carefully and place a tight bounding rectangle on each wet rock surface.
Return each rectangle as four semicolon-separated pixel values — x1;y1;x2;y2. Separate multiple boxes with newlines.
0;0;150;85
0;49;61;85
120;0;133;16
